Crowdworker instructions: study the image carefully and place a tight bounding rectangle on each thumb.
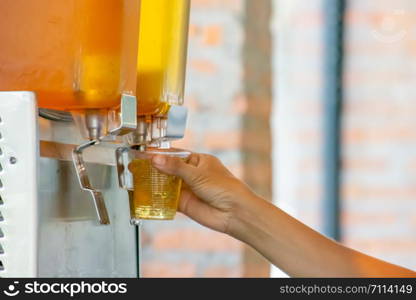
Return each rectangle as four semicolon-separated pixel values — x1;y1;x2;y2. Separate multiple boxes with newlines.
152;154;199;185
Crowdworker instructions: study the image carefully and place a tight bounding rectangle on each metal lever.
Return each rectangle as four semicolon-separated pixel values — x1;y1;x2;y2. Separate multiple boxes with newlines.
110;94;137;136
115;147;134;190
72;95;138;225
73;140;110;225
165;105;188;140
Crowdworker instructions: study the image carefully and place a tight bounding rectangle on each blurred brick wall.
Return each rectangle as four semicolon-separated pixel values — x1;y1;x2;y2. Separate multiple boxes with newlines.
273;0;416;273
141;0;272;278
273;0;325;232
343;0;416;270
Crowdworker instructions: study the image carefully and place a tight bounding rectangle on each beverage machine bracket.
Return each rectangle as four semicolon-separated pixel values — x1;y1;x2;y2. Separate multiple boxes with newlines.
165;105;188;140
72;94;137;225
115;105;188;191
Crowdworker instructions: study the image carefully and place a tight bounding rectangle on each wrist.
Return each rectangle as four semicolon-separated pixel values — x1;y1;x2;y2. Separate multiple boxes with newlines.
227;192;272;245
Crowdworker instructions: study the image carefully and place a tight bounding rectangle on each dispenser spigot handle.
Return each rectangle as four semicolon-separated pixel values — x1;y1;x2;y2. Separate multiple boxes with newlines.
73;141;110;225
71;94;138;225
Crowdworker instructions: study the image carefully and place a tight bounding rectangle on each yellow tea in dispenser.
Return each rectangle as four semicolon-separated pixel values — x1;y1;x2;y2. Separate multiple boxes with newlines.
136;0;190;115
128;159;182;220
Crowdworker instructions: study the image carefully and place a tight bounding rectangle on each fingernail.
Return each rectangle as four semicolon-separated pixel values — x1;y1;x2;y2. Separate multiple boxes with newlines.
152;155;167;166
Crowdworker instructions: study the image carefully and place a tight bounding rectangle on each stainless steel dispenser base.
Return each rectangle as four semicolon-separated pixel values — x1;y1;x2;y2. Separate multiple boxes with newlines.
0;91;139;277
38;158;137;277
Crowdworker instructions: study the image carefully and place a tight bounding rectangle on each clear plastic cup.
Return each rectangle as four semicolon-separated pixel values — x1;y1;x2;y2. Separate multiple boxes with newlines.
127;148;190;221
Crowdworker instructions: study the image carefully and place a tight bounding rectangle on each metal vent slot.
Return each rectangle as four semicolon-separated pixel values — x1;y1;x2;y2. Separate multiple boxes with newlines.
0;93;39;277
0;117;4;270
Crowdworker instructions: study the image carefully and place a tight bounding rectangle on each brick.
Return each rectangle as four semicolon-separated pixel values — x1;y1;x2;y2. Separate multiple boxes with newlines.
203;265;242;278
140;230;152;247
342;158;387;172
342;184;416;201
343;128;416;144
344;72;410;86
189;24;225;47
341;212;397;226
297;186;323;201
242;246;270;278
141;261;197;278
298;157;322;172
202;25;223;46
230;94;248;115
152;228;243;252
294;129;322;144
242;97;272;118
292;101;322;116
343;239;416;255
189;59;218;74
403;158;416;173
343;101;416;118
191;0;244;12
183;95;201;111
203;131;242;150
188;24;199;39
241;131;272;154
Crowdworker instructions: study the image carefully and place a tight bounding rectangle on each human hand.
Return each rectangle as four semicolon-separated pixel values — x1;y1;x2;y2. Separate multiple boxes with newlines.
151;152;259;234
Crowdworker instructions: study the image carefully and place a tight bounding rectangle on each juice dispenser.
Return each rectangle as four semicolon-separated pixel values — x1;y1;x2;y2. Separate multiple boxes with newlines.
0;0;191;277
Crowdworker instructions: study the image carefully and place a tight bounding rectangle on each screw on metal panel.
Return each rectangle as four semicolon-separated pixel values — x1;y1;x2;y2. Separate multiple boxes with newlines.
9;157;17;164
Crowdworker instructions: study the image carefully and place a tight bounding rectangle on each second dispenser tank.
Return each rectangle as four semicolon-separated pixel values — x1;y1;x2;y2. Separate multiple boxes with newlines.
136;0;191;117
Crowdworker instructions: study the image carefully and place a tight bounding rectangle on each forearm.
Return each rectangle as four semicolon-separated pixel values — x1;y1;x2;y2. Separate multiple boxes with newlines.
229;195;416;278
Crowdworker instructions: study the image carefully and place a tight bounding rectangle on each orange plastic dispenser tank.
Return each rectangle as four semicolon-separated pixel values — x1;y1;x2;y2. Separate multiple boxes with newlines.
136;0;191;116
0;0;140;111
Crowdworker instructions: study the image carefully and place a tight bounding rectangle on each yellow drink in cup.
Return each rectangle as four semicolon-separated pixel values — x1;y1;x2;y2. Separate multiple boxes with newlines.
128;148;191;221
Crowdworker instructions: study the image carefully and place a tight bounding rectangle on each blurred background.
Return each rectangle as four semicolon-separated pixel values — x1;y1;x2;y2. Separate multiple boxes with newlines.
140;0;416;277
